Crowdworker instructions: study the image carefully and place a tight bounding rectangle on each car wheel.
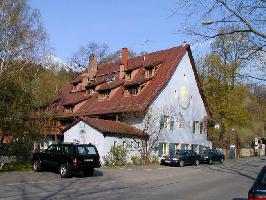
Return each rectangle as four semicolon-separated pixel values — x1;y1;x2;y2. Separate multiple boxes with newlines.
195;160;200;166
33;160;42;172
220;158;224;163
179;160;184;167
84;168;94;177
59;164;71;178
208;159;213;165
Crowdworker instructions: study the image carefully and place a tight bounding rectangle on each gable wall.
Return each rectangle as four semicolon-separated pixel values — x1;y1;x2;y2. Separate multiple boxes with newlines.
126;52;211;147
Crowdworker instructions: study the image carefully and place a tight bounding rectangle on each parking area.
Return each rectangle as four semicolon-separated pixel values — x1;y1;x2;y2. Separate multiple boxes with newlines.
0;157;264;200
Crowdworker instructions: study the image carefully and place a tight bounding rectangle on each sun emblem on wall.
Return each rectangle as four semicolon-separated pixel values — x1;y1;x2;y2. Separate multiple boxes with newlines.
178;86;192;110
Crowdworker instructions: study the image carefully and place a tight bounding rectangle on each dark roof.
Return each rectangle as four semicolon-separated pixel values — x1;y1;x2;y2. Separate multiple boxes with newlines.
62;117;148;139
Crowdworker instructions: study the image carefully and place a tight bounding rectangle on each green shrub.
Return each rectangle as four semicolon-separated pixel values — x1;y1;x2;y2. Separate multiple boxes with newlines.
103;145;128;166
131;155;142;165
0;162;32;172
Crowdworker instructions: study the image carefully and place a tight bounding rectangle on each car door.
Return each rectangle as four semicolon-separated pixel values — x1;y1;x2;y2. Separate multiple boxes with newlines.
189;150;197;164
43;145;57;167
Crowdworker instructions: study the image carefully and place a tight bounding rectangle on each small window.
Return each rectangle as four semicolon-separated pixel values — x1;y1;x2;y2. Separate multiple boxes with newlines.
193;121;201;134
126;86;139;96
113;141;117;147
71;85;77;93
125;71;132;80
99;90;110;100
123;141;126;148
130;142;134;149
137;142;140;148
160;115;171;130
87;89;94;95
145;67;155;78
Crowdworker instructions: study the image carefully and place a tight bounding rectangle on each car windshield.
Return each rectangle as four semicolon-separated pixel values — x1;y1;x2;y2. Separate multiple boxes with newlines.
77;146;97;155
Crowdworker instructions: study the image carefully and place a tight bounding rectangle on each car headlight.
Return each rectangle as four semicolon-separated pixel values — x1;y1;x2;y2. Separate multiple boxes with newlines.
204;156;208;159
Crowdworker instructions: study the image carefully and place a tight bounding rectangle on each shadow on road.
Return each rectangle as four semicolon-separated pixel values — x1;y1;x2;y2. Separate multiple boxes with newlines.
232;198;247;200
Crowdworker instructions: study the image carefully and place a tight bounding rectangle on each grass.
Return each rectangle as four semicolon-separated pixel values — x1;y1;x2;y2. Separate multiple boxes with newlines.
0;162;32;172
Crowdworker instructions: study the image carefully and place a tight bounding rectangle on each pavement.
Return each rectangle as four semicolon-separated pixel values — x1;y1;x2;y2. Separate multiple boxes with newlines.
0;157;265;200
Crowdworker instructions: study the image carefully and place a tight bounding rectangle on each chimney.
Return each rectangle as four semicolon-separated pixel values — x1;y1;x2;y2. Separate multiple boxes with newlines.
119;64;125;79
121;48;128;68
89;53;97;76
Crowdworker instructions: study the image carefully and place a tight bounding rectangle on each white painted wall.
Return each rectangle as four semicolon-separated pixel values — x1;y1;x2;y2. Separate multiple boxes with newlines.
64;121;142;163
126;52;212;148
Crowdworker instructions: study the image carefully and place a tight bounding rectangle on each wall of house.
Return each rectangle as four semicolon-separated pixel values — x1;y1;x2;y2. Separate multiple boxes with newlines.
63;121;142;163
125;52;212;155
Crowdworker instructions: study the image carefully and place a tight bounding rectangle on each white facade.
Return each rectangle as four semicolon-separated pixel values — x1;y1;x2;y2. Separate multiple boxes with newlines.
64;121;142;162
125;52;212;155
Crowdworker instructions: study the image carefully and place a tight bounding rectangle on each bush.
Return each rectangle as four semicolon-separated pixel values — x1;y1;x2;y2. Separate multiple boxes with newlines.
131;155;142;165
0;162;32;172
103;145;128;166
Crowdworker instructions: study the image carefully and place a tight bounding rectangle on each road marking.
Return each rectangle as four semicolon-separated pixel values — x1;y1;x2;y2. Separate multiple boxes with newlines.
127;168;133;171
157;167;168;170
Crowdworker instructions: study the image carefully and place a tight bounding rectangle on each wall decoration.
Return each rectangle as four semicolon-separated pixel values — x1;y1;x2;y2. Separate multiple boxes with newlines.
178;86;192;110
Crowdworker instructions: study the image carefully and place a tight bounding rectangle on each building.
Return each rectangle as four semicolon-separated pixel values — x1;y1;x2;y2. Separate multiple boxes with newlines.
45;44;212;161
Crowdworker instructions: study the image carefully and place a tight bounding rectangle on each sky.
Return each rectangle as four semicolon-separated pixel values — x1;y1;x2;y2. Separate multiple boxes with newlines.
29;0;204;61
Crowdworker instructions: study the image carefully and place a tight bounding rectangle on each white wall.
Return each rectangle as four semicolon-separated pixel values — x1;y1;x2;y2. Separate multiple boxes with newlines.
127;52;212;148
64;121;142;162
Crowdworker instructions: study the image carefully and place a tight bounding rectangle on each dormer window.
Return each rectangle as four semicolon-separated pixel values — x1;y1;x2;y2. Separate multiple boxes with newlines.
125;71;132;80
125;85;139;96
145;67;155;78
71;84;77;93
98;90;110;100
87;89;94;95
65;105;74;113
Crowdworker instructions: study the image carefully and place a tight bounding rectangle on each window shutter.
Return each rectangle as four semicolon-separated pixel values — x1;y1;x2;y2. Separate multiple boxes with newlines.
158;143;163;157
170;118;175;131
200;122;203;134
169;143;175;155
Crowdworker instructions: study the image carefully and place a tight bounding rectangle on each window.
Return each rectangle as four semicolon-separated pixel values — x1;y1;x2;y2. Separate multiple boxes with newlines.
170;117;175;131
126;86;139;96
137;142;140;148
145;67;155;78
98;90;110;100
125;71;132;80
162;143;169;155
113;141;117;147
77;146;97;155
87;89;94;95
193;121;201;134
160;115;171;130
123;141;126;148
130;142;134;149
71;85;77;93
65;105;74;113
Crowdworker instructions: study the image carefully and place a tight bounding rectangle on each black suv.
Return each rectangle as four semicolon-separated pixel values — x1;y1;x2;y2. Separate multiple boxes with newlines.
160;150;201;167
32;143;101;178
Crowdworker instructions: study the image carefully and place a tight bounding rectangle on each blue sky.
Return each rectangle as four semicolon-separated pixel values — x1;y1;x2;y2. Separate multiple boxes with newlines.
29;0;205;61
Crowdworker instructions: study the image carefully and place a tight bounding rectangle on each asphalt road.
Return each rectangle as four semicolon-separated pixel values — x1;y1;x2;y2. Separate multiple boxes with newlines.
0;157;265;200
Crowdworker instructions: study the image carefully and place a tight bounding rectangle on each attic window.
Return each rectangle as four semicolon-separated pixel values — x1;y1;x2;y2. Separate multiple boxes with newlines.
145;67;155;78
125;71;132;80
125;85;139;96
87;88;94;95
64;105;74;113
71;85;77;93
98;90;110;100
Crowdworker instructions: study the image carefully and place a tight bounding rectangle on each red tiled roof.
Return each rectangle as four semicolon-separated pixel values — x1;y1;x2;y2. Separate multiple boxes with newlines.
82;117;148;138
97;79;125;91
47;44;211;118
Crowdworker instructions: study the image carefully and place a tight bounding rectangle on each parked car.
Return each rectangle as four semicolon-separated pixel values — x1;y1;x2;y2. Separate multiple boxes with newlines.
160;150;201;167
200;149;225;164
248;165;266;200
32;143;101;178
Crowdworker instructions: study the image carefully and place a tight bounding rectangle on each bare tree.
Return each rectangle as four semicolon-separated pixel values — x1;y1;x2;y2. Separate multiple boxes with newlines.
0;0;47;74
173;0;265;53
69;42;109;72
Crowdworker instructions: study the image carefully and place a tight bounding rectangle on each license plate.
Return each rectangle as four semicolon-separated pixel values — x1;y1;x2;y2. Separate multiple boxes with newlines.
84;159;93;162
165;160;170;163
